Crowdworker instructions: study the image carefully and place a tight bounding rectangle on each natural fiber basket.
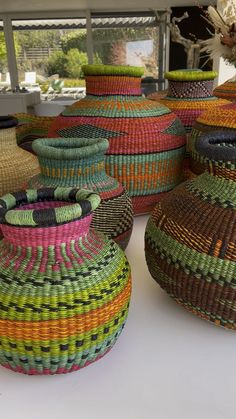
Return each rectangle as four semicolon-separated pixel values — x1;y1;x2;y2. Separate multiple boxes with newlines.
145;130;236;329
28;137;133;250
190;102;236;174
47;64;186;215
148;70;229;179
213;78;236;101
0;115;39;196
0;187;131;374
15;113;54;153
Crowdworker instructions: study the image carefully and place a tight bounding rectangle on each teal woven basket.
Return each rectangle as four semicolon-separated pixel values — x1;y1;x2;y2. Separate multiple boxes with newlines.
28;137;133;250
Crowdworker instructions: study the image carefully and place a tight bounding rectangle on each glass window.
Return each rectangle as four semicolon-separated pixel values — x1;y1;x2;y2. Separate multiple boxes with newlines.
12;19;87;98
0;24;10;89
91;16;160;79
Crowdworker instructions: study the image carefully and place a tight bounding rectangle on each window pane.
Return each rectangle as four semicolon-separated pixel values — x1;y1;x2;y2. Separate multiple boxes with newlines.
12;19;87;97
0;25;10;88
91;17;159;78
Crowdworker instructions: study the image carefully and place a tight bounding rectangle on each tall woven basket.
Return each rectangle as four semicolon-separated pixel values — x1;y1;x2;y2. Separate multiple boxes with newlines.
148;70;229;178
0;187;131;374
0;116;39;196
190;102;236;174
28;137;133;250
48;64;186;215
145;130;236;329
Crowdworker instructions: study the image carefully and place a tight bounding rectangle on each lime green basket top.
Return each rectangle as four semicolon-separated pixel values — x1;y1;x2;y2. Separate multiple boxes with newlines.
82;64;144;77
165;70;218;81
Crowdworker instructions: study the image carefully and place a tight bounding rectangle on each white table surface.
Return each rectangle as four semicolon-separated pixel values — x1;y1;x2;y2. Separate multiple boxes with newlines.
1;215;236;419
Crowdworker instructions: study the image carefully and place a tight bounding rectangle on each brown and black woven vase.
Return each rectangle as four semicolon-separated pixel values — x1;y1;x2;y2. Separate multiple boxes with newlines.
190;102;236;175
145;130;236;329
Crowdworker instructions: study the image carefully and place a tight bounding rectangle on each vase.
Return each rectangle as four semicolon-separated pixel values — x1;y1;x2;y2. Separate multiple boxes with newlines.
15;113;54;153
48;64;186;215
148;70;229;178
0;187;132;374
213;76;236;101
145;130;236;329
190;103;236;174
28;137;133;250
0;115;39;196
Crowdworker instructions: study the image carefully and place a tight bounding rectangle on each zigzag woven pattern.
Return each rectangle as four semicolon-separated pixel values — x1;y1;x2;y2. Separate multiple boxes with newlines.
149;95;229;134
213;80;236;101
28;138;133;250
167;80;214;99
48;65;186;215
145;131;236;329
15;113;54;153
0;187;131;374
190;103;236;174
148;70;229;180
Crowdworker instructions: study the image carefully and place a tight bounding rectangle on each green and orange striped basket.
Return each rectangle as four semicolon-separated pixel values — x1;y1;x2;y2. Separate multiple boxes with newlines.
0;187;132;374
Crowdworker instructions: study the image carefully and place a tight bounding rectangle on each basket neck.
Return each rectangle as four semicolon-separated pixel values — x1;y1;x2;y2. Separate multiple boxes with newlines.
85;75;142;96
1;215;92;247
167;79;214;99
32;138;110;186
39;153;107;185
0;187;100;247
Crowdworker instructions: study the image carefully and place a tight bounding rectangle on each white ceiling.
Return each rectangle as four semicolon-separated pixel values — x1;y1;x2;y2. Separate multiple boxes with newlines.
0;0;213;14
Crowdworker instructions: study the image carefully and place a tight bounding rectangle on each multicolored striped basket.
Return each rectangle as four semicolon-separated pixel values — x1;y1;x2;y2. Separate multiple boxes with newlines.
145;130;236;329
28;137;133;250
148;70;229;178
48;65;186;215
0;115;39;196
15;113;54;153
190;102;236;174
0;187;131;375
213;78;236;101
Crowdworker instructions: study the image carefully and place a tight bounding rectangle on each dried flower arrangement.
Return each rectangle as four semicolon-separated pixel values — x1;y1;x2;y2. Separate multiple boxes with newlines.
201;0;236;66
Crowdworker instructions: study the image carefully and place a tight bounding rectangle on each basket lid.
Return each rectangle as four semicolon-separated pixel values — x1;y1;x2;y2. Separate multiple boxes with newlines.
165;70;218;81
82;64;144;77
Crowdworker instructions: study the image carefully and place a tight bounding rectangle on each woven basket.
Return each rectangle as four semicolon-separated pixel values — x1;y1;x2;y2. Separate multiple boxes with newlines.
145;130;236;329
0;187;131;374
28;137;133;250
190;102;236;174
213;78;236;101
0;115;39;196
15;113;54;153
48;65;186;215
148;70;229;179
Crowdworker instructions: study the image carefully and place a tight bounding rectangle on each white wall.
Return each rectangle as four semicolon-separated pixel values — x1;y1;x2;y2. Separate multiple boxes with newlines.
217;59;236;85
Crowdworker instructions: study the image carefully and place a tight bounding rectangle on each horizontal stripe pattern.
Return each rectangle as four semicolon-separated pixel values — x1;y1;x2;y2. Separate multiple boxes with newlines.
145;165;236;329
